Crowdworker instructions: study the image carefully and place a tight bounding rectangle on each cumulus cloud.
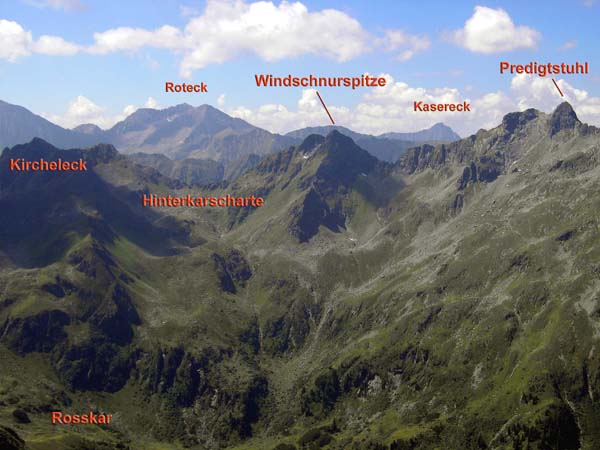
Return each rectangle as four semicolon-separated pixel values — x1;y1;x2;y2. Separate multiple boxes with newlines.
0;19;80;60
31;35;81;55
217;94;226;108
43;95;158;129
89;25;182;54
230;88;351;132
0;19;33;61
3;1;431;72
449;6;541;53
42;96;107;128
84;0;429;75
144;97;159;109
177;1;370;76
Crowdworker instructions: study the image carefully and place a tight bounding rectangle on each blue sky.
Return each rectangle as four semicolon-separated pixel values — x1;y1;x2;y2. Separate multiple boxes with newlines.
0;0;598;136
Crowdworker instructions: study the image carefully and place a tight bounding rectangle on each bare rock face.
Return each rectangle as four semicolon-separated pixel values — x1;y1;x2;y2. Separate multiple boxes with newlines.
501;108;540;135
550;101;580;136
288;131;378;242
212;250;252;293
290;188;345;242
1;310;70;354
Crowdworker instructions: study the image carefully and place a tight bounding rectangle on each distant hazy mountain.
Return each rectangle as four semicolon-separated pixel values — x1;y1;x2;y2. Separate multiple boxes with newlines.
286;125;372;142
1;98;456;172
72;123;103;135
101;104;297;164
0;100;295;170
380;122;460;141
286;125;417;162
0;100;98;150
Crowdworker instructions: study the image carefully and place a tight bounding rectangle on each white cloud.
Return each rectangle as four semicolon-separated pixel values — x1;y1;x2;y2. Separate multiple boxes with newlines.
217;94;226;108
83;0;427;75
0;19;33;61
144;97;159;109
31;35;80;55
43;96;106;128
84;0;430;76
230;88;351;132
449;6;541;53
121;104;137;117
558;40;577;51
3;1;430;73
0;19;80;60
89;25;182;54
86;0;371;69
177;0;371;76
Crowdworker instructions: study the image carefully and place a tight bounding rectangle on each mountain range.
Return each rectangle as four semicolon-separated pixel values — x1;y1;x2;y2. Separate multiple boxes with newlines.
285;123;459;162
0;100;460;185
0;102;599;450
379;122;460;141
0;100;98;150
285;125;415;162
286;122;460;143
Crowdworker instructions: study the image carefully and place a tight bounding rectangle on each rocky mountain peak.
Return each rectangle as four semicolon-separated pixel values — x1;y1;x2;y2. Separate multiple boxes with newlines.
324;129;352;144
550;101;580;136
319;130;375;161
1;138;120;168
86;143;120;164
501;108;540;134
298;133;325;153
316;131;378;183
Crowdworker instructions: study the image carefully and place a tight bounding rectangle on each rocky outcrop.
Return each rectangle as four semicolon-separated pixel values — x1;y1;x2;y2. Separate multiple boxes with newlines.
134;347;269;444
290;188;345;242
89;283;140;345
550;102;580;136
288;131;380;242
457;156;504;190
212;249;252;294
0;310;70;354
52;341;134;391
501;108;539;135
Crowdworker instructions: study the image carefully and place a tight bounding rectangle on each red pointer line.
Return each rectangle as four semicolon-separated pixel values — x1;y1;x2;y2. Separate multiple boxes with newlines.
316;91;335;125
552;78;564;97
